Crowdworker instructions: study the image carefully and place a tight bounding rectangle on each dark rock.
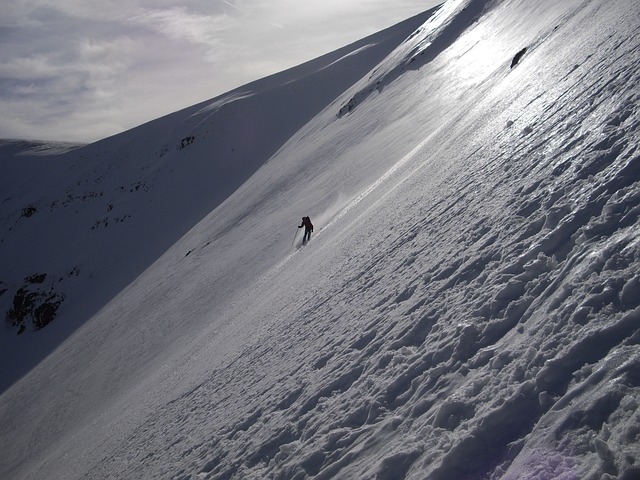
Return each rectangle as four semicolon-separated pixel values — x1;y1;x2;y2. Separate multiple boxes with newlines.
510;47;528;68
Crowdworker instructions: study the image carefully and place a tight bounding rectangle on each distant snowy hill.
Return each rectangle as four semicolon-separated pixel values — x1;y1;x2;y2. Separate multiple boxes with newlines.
1;1;639;479
0;139;85;156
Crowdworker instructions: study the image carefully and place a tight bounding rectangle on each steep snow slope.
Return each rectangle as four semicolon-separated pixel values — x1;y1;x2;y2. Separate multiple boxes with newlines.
0;10;432;393
2;0;640;479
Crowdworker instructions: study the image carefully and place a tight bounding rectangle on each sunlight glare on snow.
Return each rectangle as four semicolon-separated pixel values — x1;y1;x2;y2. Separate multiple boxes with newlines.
447;21;507;87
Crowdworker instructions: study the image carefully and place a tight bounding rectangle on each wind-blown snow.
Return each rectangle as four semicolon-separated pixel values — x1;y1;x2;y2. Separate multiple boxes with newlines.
1;0;640;479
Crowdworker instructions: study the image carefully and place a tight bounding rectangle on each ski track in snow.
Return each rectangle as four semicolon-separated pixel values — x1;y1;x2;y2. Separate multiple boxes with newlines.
2;1;640;479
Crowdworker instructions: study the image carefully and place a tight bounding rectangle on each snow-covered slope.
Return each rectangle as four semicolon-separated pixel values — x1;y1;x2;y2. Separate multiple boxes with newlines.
2;0;640;479
0;10;432;392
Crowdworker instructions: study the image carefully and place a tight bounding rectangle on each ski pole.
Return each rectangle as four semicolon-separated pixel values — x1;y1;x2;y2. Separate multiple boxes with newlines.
291;228;298;246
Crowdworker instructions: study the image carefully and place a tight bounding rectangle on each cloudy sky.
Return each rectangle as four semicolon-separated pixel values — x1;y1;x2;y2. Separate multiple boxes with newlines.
1;1;441;143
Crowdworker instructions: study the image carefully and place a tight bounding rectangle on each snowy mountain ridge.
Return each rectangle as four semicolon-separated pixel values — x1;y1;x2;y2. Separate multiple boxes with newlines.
2;0;640;479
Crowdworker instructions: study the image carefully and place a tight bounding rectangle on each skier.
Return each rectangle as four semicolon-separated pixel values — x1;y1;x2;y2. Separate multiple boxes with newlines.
298;216;314;243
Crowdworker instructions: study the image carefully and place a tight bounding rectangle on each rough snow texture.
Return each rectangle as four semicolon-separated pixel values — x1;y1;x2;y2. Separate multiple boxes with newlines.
1;1;640;479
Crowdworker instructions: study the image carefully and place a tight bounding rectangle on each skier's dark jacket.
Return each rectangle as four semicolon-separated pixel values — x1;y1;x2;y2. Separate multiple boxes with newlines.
299;216;313;231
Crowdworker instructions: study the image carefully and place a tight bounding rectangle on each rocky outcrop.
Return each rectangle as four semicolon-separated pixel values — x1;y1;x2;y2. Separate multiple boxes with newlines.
5;274;65;335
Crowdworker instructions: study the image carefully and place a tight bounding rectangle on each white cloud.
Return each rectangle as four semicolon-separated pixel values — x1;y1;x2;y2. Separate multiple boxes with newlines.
1;55;61;80
129;7;233;44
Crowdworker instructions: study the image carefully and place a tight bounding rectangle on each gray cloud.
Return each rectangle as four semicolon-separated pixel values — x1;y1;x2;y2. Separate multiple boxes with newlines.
0;0;441;142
